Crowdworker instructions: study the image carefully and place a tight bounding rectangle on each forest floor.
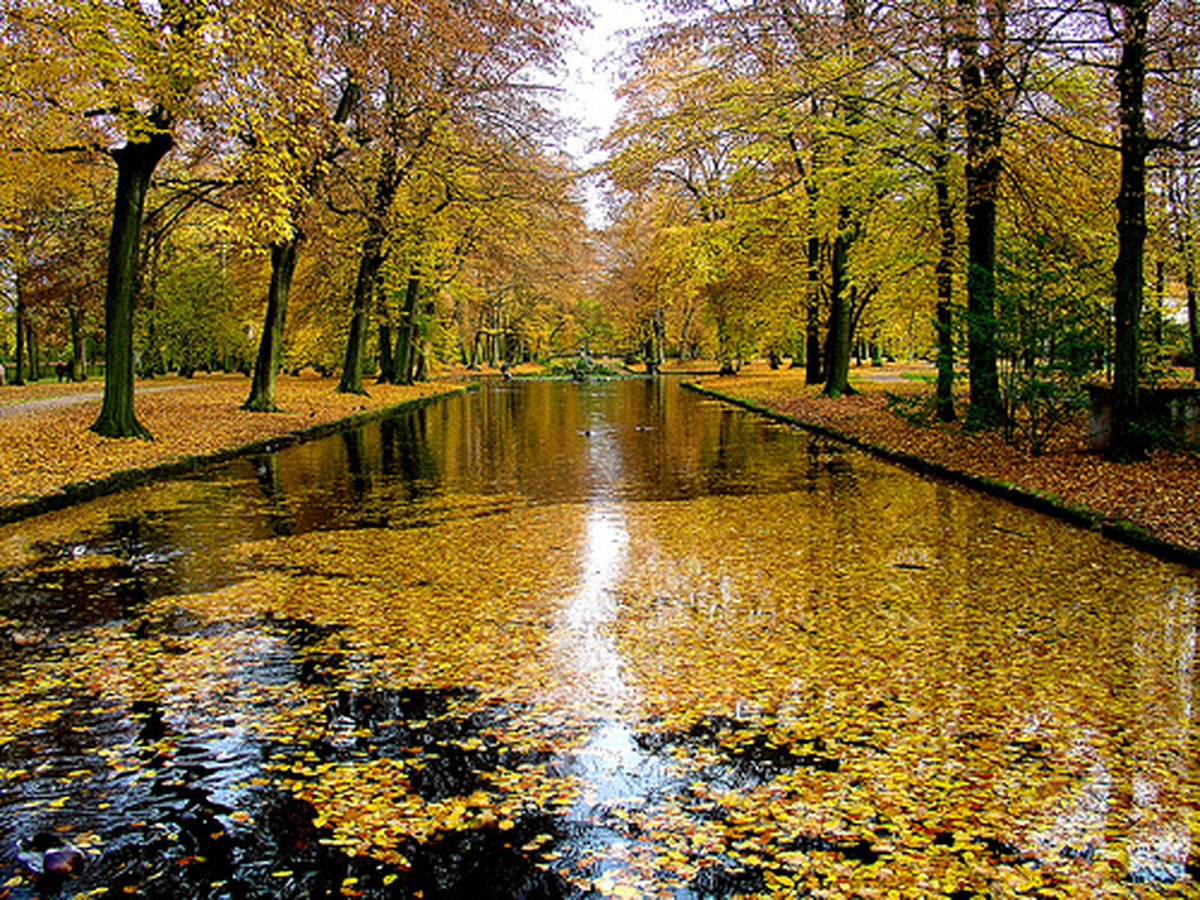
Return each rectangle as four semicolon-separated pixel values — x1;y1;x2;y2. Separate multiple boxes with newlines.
0;372;461;522
690;361;1200;562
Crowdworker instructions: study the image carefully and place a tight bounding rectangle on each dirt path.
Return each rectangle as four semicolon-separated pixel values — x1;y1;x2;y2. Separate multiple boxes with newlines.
0;382;207;418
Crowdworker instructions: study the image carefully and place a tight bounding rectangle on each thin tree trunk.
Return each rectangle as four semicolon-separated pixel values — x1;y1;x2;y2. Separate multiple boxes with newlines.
13;288;26;387
26;322;38;382
805;235;824;384
1154;258;1165;348
414;299;434;382
339;149;398;395
70;306;86;381
246;79;357;404
1170;162;1198;382
1108;0;1149;461
1187;260;1198;382
823;0;863;398
338;228;382;394
957;0;1004;428
91;131;172;439
243;235;300;412
934;106;957;421
933;25;956;421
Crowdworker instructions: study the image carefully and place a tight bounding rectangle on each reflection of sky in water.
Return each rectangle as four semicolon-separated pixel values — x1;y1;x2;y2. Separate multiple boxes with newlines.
558;414;674;842
561;507;664;812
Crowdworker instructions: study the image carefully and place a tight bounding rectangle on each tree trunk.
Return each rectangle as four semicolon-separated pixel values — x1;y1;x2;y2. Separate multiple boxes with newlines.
679;306;694;361
957;0;1004;428
338;228;383;394
13;289;26;387
823;222;855;397
377;319;395;384
823;0;863;399
649;305;665;374
1187;259;1198;382
934;100;957;422
805;235;823;384
70;305;86;381
26;321;38;382
395;274;422;385
414;299;434;381
339;149;398;395
91;131;173;439
243;235;300;412
393;277;422;386
1108;0;1149;461
1170;162;1198;382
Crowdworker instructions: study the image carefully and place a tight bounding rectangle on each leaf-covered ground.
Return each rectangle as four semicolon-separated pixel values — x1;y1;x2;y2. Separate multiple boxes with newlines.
693;365;1200;556
0;374;459;515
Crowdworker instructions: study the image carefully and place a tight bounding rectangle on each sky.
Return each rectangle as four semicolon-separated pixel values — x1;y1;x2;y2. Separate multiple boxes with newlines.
555;0;660;226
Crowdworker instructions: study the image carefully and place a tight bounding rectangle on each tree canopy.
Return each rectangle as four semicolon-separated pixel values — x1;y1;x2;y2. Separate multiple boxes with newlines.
1;0;1198;455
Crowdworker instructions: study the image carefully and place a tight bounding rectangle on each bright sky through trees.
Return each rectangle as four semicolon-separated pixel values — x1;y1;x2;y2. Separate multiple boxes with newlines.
557;0;656;225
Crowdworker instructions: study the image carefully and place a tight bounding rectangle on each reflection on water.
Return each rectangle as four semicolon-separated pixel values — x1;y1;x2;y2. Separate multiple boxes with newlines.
0;379;1197;898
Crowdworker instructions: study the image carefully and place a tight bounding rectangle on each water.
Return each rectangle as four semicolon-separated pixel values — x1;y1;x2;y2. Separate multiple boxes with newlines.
0;378;1196;898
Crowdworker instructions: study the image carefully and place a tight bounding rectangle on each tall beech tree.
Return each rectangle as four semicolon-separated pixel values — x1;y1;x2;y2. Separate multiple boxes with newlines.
1063;0;1200;458
822;0;870;398
955;0;1008;427
224;0;363;413
334;0;582;395
1108;0;1153;460
2;0;222;437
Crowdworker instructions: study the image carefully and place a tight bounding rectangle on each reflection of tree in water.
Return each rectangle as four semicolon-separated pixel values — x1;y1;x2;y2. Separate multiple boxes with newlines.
380;409;438;496
249;454;294;536
341;429;369;500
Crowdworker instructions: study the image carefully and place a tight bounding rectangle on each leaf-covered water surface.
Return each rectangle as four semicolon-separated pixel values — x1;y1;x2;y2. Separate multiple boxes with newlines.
0;380;1196;898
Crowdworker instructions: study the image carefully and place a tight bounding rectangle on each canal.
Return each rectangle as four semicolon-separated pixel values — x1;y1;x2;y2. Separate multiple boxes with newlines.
0;378;1196;898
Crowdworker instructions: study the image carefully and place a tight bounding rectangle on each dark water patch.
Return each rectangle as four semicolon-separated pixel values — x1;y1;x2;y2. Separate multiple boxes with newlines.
636;716;842;789
311;687;560;802
786;833;884;865
261;613;345;650
689;861;768;898
395;814;577;899
0;563;152;630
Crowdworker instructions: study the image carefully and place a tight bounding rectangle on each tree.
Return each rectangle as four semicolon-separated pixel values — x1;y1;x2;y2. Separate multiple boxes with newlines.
1106;0;1152;459
1;0;229;436
333;0;583;395
955;0;1009;427
0;143;109;386
225;3;362;412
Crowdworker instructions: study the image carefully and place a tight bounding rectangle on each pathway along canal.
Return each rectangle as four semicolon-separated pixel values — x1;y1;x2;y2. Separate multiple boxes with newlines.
0;378;1196;899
